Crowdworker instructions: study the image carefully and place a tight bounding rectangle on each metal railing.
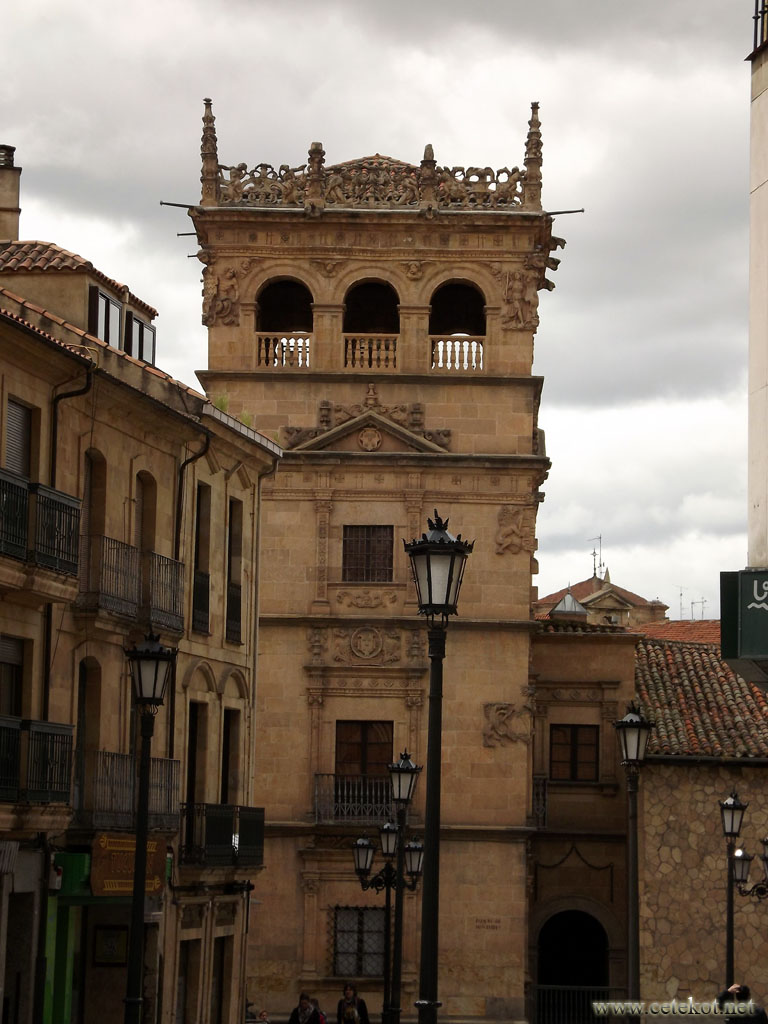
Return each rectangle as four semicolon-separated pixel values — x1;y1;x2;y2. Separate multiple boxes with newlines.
534;985;621;1024
28;483;80;574
226;581;242;644
21;720;73;803
343;334;398;370
256;333;311;368
179;803;265;867
192;570;210;634
532;774;548;827
430;335;484;372
145;552;184;632
78;535;140;617
314;773;392;824
0;471;28;561
77;749;180;830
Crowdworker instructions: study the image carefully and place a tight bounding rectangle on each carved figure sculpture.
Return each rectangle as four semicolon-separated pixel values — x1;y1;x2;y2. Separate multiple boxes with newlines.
495;506;525;555
482;703;531;747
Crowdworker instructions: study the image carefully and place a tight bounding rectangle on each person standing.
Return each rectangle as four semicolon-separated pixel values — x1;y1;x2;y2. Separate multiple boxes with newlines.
289;993;321;1024
717;984;768;1024
337;984;369;1024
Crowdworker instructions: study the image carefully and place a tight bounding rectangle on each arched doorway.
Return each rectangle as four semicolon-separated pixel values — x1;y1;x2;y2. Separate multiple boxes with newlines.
536;910;609;1024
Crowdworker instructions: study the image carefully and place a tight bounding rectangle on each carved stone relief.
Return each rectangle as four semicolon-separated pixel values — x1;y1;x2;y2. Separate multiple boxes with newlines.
358;427;382;452
282;383;451;450
333;627;401;665
482;702;532;747
336;590;397;609
495;505;530;555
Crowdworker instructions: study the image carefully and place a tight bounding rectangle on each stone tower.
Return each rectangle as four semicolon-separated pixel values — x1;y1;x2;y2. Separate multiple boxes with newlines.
190;99;563;1023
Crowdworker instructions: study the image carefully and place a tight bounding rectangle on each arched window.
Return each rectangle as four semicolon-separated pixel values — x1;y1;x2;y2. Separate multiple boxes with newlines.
429;282;486;336
257;280;313;332
82;449;107;539
429;283;486;371
343;282;400;334
134;470;157;554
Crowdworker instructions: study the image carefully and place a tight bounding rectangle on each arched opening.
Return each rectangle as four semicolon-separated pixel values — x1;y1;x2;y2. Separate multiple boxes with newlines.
429;282;485;372
536;910;609;1024
256;279;313;368
343;281;399;369
256;280;313;332
343;281;400;334
75;658;102;813
429;282;486;335
134;470;157;554
83;448;107;539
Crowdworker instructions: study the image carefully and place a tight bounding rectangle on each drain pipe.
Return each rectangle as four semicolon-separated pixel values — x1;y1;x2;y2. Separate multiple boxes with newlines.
169;432;211;759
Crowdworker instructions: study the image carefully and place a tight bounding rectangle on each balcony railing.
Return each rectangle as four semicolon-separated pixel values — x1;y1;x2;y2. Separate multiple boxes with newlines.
192;570;210;634
226;581;242;644
430;335;484;372
534;986;622;1024
314;773;392;824
78;535;140;617
343;334;397;370
144;552;184;632
0;718;73;804
29;484;80;574
256;333;311;369
0;471;80;573
75;749;180;831
179;803;265;867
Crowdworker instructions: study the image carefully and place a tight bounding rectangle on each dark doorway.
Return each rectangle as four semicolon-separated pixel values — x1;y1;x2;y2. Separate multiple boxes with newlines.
536;910;609;1024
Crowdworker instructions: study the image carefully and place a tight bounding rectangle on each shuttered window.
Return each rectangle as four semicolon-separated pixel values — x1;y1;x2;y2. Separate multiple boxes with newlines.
5;400;31;478
0;636;23;717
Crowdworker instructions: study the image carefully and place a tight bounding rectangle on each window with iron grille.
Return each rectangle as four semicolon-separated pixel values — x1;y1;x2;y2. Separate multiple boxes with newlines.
333;906;385;977
342;526;393;583
549;724;599;782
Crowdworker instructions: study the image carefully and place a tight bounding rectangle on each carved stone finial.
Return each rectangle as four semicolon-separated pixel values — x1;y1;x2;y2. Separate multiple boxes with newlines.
422;143;435;164
201;98;220;206
305;141;326;212
522;101;543;211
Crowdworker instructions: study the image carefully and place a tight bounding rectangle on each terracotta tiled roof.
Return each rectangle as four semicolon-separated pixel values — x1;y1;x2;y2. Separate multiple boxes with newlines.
639;620;721;643
536;619;631;635
0;241;157;318
534;574;661;611
636;637;768;758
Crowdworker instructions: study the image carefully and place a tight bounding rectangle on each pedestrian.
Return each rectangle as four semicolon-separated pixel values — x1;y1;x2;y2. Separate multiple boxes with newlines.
310;998;327;1024
337;983;369;1024
289;993;321;1024
717;984;768;1024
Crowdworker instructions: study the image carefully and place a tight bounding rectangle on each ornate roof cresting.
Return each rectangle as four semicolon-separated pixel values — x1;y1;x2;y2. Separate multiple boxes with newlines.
199;100;545;214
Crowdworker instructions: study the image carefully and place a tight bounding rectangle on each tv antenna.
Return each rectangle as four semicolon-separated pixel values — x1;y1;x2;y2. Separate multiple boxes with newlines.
691;597;707;621
676;585;687;621
588;535;604;578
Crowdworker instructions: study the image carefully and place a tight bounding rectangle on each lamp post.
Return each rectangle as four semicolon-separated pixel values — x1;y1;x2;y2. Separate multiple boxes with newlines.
123;634;176;1024
404;511;473;1024
353;753;423;1024
718;790;749;988
613;701;654;1002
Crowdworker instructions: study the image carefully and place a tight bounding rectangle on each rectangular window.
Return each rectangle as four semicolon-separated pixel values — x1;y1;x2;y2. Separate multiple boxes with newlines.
549;724;599;782
226;499;243;644
88;286;122;347
192;484;211;634
124;312;156;364
0;636;22;717
342;525;393;583
335;721;393;776
333;906;385;977
5;399;32;478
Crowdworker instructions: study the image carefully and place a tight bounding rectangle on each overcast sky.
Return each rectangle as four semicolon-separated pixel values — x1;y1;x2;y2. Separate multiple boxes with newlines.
4;0;754;619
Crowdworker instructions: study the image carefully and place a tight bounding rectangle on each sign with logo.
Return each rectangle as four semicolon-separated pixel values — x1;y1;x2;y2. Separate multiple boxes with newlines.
721;570;768;687
90;833;165;897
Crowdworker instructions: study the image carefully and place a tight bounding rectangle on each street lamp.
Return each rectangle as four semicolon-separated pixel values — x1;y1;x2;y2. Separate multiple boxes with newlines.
124;634;176;1024
353;752;423;1024
404;511;473;1024
719;790;748;989
613;701;654;1002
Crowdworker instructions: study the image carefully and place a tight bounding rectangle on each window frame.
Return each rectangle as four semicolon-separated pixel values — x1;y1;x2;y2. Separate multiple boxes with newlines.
549;723;599;783
124;311;156;364
88;286;122;348
342;525;394;584
332;905;386;978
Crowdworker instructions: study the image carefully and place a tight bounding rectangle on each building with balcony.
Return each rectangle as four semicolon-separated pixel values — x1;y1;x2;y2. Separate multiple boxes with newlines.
0;146;280;1024
189;99;563;1022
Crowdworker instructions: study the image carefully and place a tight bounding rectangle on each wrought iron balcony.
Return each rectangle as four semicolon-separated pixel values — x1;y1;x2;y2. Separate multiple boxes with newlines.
192;569;210;634
142;551;184;633
226;581;242;644
78;535;140;617
0;717;73;804
0;470;80;574
179;803;264;868
314;773;393;824
73;749;181;831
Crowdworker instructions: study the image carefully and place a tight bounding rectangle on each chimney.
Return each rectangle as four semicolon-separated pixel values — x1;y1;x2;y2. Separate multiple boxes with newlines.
0;146;21;241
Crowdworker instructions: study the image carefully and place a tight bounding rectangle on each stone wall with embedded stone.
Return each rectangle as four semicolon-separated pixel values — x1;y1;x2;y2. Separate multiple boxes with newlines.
640;762;768;1004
